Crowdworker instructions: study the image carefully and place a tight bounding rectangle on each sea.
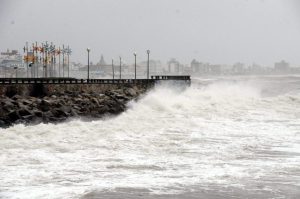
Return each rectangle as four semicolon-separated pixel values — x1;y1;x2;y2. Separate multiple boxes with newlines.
0;75;299;199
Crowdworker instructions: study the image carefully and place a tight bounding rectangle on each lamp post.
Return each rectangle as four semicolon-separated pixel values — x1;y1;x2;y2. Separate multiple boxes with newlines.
67;45;71;78
49;43;55;77
14;66;18;78
35;41;38;78
26;42;29;77
87;48;90;81
58;47;61;78
133;52;137;80
62;45;65;78
44;41;49;78
41;43;45;78
29;62;33;77
119;56;122;79
112;59;114;80
146;50;150;79
32;43;35;78
67;45;70;78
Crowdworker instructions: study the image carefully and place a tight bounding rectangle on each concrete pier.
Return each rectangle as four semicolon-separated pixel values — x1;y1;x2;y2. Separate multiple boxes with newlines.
0;76;190;127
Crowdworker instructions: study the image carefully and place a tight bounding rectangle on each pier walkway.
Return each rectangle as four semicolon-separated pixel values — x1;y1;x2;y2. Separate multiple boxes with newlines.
0;75;190;85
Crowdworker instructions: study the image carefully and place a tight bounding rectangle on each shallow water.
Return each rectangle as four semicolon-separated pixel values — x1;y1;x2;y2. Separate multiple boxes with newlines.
0;75;299;198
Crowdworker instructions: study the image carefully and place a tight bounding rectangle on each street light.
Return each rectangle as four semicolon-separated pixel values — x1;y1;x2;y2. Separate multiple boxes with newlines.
112;59;114;80
35;41;38;78
133;52;137;80
14;66;18;78
25;42;29;77
28;62;34;77
58;46;61;78
66;45;72;78
87;48;91;81
119;56;122;79
44;41;49;78
62;44;65;78
146;50;150;79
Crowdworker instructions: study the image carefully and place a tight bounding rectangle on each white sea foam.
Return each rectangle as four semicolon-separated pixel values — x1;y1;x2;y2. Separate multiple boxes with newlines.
0;76;299;198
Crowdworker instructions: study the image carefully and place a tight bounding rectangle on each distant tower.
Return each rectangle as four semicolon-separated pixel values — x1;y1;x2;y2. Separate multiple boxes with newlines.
99;54;106;66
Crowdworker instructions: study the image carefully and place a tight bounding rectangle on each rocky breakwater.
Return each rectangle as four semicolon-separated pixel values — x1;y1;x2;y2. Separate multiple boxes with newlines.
0;86;147;128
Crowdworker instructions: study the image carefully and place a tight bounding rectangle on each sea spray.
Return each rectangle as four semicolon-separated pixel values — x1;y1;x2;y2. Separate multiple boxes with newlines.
0;76;299;198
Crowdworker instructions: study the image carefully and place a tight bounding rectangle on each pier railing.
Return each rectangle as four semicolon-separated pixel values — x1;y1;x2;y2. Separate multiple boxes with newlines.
151;75;190;80
0;76;190;85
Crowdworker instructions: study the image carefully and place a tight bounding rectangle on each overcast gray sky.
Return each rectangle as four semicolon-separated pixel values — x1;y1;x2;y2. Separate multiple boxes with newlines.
0;0;300;66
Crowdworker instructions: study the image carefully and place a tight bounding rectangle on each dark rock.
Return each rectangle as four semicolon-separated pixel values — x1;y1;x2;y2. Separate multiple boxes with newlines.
72;105;81;110
74;98;83;104
97;98;105;104
0;108;5;117
61;105;71;113
108;102;124;114
34;111;43;117
40;105;50;112
54;102;62;108
97;105;110;114
49;117;59;122
0;120;6;127
43;111;53;118
91;110;100;117
8;111;20;122
69;108;78;116
21;99;32;105
39;99;52;112
35;98;42;104
91;98;99;106
42;111;54;122
12;95;22;100
51;108;68;118
115;94;129;100
65;90;73;95
41;99;52;106
125;88;137;97
22;114;34;121
1;100;15;112
18;108;32;117
80;107;89;113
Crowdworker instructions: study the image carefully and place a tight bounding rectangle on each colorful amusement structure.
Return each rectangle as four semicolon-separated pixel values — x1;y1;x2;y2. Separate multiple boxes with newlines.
23;42;71;78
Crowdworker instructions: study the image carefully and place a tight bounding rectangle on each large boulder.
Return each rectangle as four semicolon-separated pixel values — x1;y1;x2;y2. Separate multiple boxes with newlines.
39;99;53;112
20;99;33;106
51;108;68;118
96;105;110;114
125;88;137;97
42;111;54;123
0;120;6;127
1;100;15;112
7;110;21;122
18;108;33;118
34;110;43;117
